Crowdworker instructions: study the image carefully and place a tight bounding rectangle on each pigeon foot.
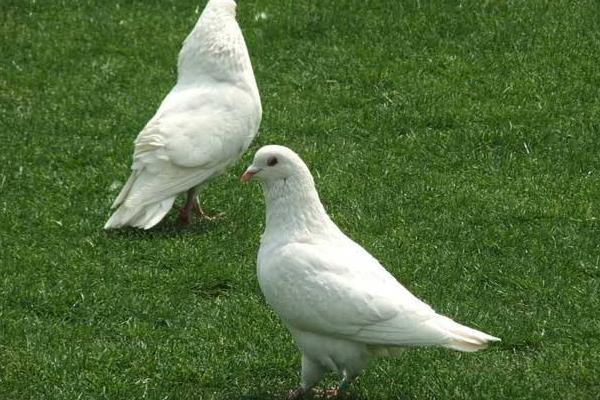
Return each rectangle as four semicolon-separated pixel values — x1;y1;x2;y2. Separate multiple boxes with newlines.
313;387;348;398
287;386;308;400
192;201;223;221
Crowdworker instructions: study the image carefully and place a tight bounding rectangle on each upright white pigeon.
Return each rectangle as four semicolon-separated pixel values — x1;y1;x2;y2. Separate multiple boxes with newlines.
241;145;500;399
105;0;262;229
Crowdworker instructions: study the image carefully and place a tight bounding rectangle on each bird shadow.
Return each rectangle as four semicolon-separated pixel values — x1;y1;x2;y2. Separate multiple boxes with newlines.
497;338;542;355
102;216;222;240
226;394;280;400
226;390;375;400
190;279;234;299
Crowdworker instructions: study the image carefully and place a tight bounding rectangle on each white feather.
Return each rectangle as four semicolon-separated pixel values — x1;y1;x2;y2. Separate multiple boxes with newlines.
105;0;261;229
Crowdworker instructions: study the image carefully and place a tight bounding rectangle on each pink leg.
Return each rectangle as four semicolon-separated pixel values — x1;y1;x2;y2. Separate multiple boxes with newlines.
178;189;197;225
178;188;221;224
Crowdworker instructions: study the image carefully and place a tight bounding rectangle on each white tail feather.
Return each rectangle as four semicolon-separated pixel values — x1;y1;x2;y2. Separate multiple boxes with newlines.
111;173;138;209
435;316;501;352
104;197;176;230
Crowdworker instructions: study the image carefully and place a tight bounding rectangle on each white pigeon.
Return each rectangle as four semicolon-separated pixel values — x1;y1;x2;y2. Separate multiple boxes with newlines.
241;145;500;399
105;0;262;229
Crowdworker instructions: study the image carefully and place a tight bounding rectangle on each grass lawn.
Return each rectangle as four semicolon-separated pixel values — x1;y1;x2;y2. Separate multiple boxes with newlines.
2;0;599;398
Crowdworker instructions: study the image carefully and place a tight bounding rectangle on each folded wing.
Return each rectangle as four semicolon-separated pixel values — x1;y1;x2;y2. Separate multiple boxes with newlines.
105;86;255;229
262;240;499;351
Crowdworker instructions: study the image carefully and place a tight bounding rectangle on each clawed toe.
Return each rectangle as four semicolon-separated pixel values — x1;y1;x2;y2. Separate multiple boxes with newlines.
192;201;223;220
312;386;351;398
287;386;307;400
198;210;225;221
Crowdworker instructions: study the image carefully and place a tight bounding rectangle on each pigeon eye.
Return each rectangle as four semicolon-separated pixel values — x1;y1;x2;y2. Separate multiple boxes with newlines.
267;156;278;167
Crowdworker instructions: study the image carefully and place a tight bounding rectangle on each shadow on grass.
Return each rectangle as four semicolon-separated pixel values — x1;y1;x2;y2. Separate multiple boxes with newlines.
232;393;280;400
230;392;372;400
497;339;542;354
190;279;234;299
102;215;223;239
228;388;380;400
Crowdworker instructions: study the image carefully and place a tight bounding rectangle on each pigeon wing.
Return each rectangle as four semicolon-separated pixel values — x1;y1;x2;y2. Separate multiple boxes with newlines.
117;86;254;209
260;241;453;347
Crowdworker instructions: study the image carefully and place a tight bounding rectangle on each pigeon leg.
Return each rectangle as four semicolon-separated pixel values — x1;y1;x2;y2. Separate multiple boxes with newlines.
179;187;223;221
338;370;355;392
287;355;325;400
178;188;198;225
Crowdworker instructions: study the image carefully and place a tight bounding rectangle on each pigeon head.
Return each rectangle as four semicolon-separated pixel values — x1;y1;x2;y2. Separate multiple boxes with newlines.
242;145;338;239
241;145;310;184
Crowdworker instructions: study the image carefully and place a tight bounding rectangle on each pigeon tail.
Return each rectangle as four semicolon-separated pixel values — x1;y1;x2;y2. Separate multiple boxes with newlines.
111;173;137;208
435;316;501;352
104;197;176;230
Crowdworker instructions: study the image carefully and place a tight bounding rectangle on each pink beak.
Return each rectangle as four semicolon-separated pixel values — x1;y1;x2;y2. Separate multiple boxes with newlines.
240;167;260;182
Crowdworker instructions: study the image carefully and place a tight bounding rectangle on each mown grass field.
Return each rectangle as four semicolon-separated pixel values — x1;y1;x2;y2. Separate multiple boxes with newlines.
2;0;599;399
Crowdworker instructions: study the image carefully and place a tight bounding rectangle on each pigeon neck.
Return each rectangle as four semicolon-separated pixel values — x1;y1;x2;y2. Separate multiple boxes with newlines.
206;0;236;17
262;174;340;242
177;6;256;87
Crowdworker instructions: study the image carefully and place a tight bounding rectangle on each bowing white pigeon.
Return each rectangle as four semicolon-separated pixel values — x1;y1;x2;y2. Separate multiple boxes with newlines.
241;145;500;399
105;0;261;229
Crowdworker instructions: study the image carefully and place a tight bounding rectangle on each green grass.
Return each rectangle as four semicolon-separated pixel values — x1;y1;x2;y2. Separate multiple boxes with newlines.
2;0;600;398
